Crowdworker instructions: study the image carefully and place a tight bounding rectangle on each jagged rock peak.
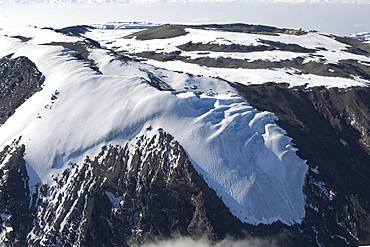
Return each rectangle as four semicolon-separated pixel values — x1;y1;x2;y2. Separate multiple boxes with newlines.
0;137;32;246
0;131;245;246
0;55;45;124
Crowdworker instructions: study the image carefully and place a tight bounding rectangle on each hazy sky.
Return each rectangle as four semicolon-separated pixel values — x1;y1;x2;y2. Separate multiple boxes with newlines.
0;2;370;35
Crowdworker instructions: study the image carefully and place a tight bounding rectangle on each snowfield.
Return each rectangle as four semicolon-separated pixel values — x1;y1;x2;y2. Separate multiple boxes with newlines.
0;25;311;225
87;26;370;88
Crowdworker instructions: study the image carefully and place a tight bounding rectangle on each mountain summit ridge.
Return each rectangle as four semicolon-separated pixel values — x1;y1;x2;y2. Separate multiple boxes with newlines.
0;23;369;246
0;25;308;226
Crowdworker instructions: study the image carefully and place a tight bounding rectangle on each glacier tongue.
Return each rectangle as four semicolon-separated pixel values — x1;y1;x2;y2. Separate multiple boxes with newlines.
0;26;307;225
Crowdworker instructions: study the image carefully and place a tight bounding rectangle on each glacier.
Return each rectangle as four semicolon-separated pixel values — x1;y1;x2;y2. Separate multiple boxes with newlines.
0;25;308;225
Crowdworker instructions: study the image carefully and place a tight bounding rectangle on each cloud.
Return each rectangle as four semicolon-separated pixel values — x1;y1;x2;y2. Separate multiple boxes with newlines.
139;236;277;247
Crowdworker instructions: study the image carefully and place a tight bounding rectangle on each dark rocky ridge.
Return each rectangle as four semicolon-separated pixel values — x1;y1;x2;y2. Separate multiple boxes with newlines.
201;23;308;36
176;40;317;54
257;39;317;53
132;52;370;80
177;39;317;54
43;27;134;74
55;25;95;37
9;36;32;42
0;138;32;246
334;35;370;56
123;24;370;81
43;39;103;73
125;24;189;40
140;69;174;91
177;41;276;53
25;131;244;246
0;54;45;124
126;24;369;57
0;129;362;246
233;82;370;246
124;23;308;40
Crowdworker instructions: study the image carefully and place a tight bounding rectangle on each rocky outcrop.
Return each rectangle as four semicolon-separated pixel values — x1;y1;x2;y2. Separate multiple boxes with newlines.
0;138;32;246
177;40;316;53
22;130;251;246
55;25;95;37
177;42;276;53
125;24;189;40
334;35;370;56
0;128;363;246
133;51;370;80
200;23;308;36
124;23;308;40
0;55;45;124
43;39;102;73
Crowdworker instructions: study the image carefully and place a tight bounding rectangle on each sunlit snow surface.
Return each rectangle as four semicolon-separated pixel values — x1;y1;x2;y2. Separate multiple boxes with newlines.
87;26;370;88
0;25;310;225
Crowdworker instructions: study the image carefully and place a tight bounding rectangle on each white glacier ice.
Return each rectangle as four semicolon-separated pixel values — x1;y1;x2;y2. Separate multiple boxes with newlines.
0;25;308;225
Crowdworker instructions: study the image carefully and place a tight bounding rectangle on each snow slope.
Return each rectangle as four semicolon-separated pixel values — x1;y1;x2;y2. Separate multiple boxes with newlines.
0;25;308;225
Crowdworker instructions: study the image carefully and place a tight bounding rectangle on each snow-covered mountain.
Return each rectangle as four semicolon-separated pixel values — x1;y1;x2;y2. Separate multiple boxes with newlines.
350;32;370;41
0;23;369;246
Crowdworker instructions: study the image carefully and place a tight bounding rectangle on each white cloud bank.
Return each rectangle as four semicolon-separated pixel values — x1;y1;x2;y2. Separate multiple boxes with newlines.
0;2;369;35
138;236;277;247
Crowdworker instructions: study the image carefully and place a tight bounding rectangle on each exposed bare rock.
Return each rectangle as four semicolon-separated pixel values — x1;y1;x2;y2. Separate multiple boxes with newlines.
26;131;250;246
0;138;32;246
0;55;45;124
125;23;308;40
